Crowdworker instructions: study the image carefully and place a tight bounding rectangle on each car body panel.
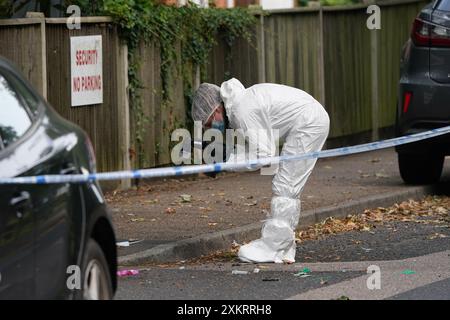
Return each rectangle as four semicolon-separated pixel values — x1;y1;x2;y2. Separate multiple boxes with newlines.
396;0;450;155
0;184;35;299
430;7;450;83
0;57;116;299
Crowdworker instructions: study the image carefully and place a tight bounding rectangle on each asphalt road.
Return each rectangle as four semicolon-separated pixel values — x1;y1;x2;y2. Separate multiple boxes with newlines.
115;206;450;300
110;149;450;257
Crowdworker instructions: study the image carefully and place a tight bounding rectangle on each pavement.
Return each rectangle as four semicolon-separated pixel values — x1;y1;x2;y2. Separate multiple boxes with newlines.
115;204;450;300
106;148;450;265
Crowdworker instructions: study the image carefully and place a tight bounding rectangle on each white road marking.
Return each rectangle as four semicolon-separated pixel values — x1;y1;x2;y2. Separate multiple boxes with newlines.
287;250;450;300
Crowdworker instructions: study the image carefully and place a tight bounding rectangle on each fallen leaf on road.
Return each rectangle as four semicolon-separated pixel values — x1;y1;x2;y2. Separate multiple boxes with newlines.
346;221;358;228
179;194;192;203
208;222;218;227
435;207;448;214
296;196;450;243
165;207;176;214
231;241;241;249
427;233;448;240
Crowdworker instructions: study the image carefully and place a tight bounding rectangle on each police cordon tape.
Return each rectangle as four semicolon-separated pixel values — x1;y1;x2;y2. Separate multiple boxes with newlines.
1;125;450;185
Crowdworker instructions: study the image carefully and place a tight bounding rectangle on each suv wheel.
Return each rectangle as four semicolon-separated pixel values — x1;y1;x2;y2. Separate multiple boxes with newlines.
80;239;113;300
398;153;444;184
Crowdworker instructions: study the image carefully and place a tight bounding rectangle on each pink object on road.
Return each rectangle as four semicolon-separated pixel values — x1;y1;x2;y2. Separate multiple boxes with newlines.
117;269;140;277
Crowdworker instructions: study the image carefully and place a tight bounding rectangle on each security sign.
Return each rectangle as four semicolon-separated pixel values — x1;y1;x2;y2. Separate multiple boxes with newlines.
70;35;103;107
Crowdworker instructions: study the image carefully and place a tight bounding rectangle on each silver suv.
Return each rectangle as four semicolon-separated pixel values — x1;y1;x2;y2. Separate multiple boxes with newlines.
396;0;450;184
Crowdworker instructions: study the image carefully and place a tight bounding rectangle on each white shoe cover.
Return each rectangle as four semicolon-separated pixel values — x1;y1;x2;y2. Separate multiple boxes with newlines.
238;238;297;264
238;239;277;263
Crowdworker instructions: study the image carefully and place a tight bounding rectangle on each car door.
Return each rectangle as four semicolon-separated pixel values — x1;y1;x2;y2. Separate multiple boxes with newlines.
0;66;82;299
0;71;36;299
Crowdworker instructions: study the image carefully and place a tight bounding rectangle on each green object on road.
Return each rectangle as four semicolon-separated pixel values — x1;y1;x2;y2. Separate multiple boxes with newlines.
294;268;312;277
401;269;416;275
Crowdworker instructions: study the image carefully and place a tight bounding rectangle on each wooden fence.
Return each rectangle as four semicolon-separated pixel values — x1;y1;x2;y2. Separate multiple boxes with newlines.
207;0;428;142
133;40;186;170
0;16;130;189
0;0;428;189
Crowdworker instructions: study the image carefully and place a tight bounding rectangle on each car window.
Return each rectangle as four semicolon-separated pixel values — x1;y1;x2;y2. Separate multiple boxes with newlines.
436;0;450;10
0;73;32;148
6;74;41;117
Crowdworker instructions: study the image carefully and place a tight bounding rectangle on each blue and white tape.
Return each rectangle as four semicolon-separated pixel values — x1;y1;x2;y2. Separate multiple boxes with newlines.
1;126;449;185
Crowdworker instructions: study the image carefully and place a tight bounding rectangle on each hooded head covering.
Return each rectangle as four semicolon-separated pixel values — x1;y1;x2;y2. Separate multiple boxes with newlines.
191;83;222;125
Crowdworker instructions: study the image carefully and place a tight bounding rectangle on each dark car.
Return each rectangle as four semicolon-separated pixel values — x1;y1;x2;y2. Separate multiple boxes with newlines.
0;57;117;299
396;0;450;184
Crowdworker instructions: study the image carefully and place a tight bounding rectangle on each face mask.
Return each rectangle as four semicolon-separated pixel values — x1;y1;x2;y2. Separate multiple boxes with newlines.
211;119;225;133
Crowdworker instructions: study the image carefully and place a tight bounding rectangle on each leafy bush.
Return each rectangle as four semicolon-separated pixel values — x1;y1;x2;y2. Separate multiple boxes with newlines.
0;0;13;18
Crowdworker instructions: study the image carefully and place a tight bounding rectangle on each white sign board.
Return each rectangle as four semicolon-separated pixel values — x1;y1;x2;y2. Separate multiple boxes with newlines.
70;35;103;107
259;0;294;10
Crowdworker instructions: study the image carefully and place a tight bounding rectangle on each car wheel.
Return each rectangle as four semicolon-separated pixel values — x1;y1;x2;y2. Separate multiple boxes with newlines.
398;153;444;185
80;239;113;300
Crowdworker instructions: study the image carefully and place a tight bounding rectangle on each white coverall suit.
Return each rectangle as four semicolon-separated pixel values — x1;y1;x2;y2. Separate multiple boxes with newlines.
220;78;330;263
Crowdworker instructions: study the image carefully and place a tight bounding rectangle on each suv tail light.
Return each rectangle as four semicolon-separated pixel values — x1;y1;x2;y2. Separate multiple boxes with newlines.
411;18;450;47
403;92;413;114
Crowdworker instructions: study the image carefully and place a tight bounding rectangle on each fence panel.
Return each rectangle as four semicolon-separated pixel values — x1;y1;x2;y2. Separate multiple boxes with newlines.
134;40;186;169
377;0;429;129
206;26;259;88
0;19;46;96
264;10;323;102
45;20;124;175
322;7;373;138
